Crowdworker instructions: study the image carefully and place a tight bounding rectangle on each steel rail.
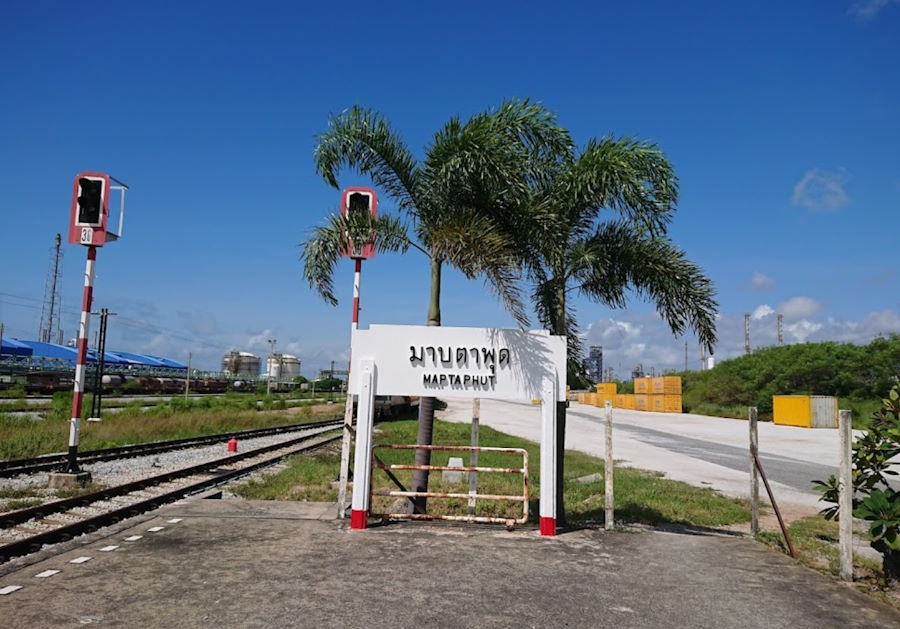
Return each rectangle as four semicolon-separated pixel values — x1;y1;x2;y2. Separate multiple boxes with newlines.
0;431;341;564
0;418;342;478
0;424;340;530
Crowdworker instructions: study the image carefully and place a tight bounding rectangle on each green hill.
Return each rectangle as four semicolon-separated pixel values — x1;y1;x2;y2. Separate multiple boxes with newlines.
675;335;900;426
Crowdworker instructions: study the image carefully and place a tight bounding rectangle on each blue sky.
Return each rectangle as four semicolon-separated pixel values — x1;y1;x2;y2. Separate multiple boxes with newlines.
1;1;898;377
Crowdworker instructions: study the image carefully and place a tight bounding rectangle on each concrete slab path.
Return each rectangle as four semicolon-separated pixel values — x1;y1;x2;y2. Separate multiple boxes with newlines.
1;499;898;628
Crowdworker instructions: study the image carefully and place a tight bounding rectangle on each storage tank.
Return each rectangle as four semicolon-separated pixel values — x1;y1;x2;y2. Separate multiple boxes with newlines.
279;354;301;380
222;351;261;376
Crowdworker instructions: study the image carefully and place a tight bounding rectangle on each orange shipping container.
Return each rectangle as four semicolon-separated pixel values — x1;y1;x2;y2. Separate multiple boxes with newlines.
651;376;682;395
635;394;650;411
663;395;682;413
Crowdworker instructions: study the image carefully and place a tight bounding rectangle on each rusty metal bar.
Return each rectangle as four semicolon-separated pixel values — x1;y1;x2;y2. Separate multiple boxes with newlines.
372;444;529;526
387;513;524;525
378;444;527;455
753;452;797;558
378;463;524;474
375;490;526;502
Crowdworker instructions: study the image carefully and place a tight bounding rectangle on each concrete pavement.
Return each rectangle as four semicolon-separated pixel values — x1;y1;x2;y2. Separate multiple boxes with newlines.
1;498;898;628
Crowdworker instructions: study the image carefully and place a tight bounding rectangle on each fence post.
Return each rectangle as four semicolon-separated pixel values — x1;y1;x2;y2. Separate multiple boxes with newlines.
749;406;759;536
839;409;853;581
468;398;480;516
605;400;614;531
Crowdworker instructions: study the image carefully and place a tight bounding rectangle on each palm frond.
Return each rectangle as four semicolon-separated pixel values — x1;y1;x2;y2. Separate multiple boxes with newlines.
572;221;718;351
564;136;678;238
314;106;420;215
426;210;528;327
300;211;414;306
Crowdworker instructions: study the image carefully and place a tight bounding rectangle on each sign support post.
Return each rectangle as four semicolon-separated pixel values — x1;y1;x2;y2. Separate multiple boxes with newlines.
65;245;97;474
350;359;376;530
540;373;558;536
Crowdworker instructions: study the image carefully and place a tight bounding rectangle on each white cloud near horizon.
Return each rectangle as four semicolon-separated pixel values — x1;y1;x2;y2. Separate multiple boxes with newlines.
581;305;900;377
791;168;850;210
778;296;822;321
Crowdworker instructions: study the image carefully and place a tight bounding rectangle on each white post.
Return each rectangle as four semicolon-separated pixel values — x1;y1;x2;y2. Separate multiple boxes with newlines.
839;409;853;581
749;406;759;536
468;398;480;516
350;359;376;530
540;374;558;536
605;400;614;530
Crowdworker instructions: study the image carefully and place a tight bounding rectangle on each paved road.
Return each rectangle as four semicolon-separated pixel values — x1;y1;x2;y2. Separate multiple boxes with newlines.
566;407;838;494
438;399;878;508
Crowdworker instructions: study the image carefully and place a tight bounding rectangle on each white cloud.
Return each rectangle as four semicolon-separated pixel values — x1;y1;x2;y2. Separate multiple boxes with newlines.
791;168;850;210
779;296;822;321
750;272;775;292
850;0;898;22
751;304;774;320
579;306;900;377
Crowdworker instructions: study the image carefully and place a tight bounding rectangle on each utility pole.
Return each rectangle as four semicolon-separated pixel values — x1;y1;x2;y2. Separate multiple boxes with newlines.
684;341;688;372
700;343;707;371
39;234;64;343
777;314;784;346
744;313;751;356
185;352;191;397
267;339;276;395
89;308;114;421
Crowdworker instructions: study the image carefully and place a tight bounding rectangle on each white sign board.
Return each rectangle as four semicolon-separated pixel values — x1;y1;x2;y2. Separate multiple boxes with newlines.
349;324;567;401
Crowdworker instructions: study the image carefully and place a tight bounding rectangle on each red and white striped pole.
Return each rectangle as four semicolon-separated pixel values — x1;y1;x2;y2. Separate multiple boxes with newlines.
337;258;363;517
66;246;97;473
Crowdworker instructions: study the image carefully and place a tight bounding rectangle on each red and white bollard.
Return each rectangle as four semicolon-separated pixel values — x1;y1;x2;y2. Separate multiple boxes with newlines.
539;375;558;536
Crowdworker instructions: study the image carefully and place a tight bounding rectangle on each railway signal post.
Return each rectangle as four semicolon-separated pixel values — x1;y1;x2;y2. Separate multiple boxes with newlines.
336;187;377;518
51;172;128;487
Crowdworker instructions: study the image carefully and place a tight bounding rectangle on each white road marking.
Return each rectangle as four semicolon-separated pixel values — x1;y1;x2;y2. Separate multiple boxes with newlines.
166;518;183;523
0;585;23;595
69;556;92;564
35;570;60;578
99;545;119;552
123;535;142;542
147;526;164;532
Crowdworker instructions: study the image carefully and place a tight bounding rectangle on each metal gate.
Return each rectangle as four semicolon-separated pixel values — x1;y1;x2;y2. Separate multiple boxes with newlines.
371;444;529;525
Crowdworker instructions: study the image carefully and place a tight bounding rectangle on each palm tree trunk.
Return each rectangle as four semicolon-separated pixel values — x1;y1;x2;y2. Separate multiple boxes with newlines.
554;280;567;526
412;258;442;513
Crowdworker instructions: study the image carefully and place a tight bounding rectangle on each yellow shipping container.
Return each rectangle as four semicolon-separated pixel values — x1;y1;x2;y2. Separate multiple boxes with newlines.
577;393;585;404
663;395;682;413
650;395;665;412
634;377;650;394
773;395;837;428
623;394;636;410
635;394;650;411
615;394;627;408
651;376;682;395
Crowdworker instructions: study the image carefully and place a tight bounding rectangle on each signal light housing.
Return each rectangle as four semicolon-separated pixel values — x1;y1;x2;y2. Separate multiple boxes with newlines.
68;172;111;247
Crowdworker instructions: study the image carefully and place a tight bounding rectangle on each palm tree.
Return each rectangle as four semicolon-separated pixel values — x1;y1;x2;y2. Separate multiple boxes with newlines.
525;136;718;525
302;101;572;512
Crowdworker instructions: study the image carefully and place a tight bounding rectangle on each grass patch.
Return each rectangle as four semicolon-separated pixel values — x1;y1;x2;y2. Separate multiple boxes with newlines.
234;417;750;529
757;515;900;608
0;487;38;499
0;403;341;460
5;498;43;510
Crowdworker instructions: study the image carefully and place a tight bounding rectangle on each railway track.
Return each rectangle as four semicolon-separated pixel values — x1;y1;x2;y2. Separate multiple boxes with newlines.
0;424;342;564
0;418;343;478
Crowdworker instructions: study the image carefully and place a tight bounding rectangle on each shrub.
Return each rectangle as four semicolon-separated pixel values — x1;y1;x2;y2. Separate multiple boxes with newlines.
815;381;900;581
